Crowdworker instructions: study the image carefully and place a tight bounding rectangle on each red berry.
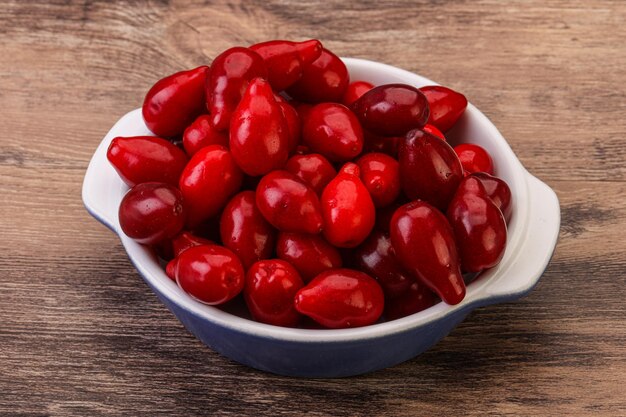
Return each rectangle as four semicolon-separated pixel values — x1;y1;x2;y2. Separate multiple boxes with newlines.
284;153;337;196
454;143;494;175
175;245;245;305
276;232;342;282
256;170;324;234
351;84;429;136
355;152;400;208
244;259;304;327
287;48;349;103
171;231;214;258
294;269;384;328
419;85;468;133
399;129;463;211
353;230;415;299
178;145;243;228
206;47;268;131
446;176;507;273
321;163;375;248
471;172;512;221
229;78;290;176
342;80;374;106
118;182;185;245
182;115;228;156
390;201;466;305
220;191;277;269
107;136;188;187
385;281;437;321
250;39;323;91
302;103;364;162
143;66;208;138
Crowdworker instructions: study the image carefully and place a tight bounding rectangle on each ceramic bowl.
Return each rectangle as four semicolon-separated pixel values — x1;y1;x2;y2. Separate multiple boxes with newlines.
82;58;560;378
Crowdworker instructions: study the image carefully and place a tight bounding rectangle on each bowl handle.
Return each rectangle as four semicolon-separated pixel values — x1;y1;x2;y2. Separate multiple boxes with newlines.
484;172;560;298
82;109;148;233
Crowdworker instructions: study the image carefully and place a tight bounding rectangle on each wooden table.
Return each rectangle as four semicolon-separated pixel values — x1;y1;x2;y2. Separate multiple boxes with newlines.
1;1;625;415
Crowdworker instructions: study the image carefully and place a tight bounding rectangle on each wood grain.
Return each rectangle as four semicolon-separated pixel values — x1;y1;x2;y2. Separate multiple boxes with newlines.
1;1;625;416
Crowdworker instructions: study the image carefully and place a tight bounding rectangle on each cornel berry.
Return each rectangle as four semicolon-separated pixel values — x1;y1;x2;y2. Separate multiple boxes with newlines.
110;39;514;329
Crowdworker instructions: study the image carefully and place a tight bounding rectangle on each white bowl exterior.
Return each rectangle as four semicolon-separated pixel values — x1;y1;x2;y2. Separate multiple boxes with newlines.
82;58;560;344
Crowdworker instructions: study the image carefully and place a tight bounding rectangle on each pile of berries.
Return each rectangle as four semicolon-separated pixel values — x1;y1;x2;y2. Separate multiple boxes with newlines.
108;39;512;329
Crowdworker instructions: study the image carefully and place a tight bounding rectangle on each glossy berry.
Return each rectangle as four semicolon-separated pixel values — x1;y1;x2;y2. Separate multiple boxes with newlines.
287;48;349;103
321;163;375;248
399;129;463;211
353;230;415;299
342;80;374;106
220;191;277;269
256;170;323;234
471;172;512;221
182;114;228;156
175;245;244;305
384;281;437;321
206;47;268;131
107;136;188;187
142;66;208;138
178;145;243;228
171;231;214;258
250;39;323;91
454;143;494;175
284;153;337;195
350;84;429;136
276;232;343;282
230;78;290;176
118;182;185;245
447;176;507;273
356;152;400;208
294;269;384;328
419;85;468;133
244;259;304;327
390;201;466;305
302;103;364;162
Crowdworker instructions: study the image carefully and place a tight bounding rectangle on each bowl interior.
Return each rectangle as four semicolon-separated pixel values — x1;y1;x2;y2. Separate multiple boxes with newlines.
95;58;531;342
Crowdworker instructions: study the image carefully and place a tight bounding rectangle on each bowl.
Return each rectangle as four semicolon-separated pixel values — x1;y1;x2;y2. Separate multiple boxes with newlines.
82;58;560;378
